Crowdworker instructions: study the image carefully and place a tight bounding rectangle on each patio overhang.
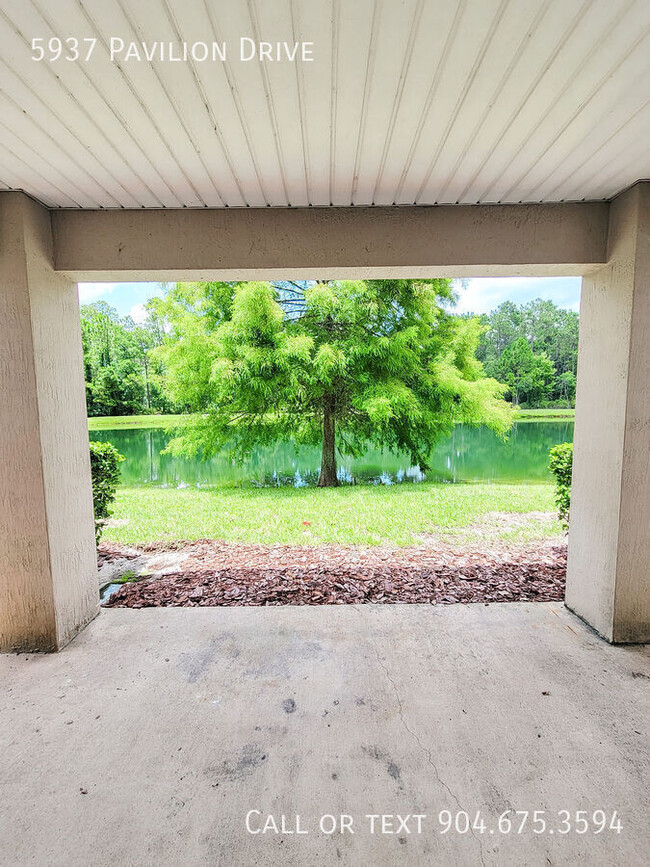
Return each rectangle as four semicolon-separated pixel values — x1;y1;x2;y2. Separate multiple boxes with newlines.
0;0;647;210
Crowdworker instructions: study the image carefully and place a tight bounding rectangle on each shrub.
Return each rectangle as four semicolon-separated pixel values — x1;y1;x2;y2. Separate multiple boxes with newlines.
549;442;573;528
89;441;124;543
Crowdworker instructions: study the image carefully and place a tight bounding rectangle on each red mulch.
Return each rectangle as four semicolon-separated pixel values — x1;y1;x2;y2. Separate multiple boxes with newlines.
97;543;140;569
101;541;566;608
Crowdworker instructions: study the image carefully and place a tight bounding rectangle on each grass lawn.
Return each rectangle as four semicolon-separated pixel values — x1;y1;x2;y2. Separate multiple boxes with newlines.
103;482;561;547
88;414;189;431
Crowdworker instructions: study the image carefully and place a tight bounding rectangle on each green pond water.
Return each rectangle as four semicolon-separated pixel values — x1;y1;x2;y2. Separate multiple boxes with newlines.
90;421;573;488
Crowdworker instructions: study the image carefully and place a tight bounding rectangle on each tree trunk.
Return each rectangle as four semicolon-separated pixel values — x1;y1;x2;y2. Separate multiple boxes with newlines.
318;395;338;487
143;355;151;409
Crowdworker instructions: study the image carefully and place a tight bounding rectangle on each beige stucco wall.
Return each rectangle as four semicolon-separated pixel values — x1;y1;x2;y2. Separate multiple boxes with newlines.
612;184;650;642
566;183;650;642
0;193;98;651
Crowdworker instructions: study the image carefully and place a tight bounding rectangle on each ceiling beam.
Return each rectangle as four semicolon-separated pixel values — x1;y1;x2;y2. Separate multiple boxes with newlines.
43;200;610;280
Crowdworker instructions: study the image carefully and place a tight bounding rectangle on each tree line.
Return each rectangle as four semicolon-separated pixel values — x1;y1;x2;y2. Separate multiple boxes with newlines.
81;301;175;416
80;289;579;420
474;299;578;407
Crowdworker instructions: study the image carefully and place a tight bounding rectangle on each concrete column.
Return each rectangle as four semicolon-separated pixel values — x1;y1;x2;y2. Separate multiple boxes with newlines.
0;192;98;652
566;182;649;643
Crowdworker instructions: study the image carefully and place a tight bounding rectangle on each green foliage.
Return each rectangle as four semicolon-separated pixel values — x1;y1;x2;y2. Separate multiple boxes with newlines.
81;299;175;416
494;337;556;407
89;440;124;543
153;279;516;485
548;442;573;527
556;370;576;405
476;298;579;407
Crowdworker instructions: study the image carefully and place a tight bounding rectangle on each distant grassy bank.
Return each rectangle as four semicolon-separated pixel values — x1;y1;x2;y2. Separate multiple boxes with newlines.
88;414;188;431
88;408;574;432
103;482;560;547
515;408;575;420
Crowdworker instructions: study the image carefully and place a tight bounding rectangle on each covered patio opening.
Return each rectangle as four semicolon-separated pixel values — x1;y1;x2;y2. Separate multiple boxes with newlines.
2;185;648;650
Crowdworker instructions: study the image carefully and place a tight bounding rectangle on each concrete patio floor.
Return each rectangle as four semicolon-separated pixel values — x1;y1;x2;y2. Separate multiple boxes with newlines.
1;602;648;866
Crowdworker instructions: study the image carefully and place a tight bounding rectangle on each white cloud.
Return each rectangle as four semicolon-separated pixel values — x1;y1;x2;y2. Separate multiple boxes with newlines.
129;303;148;324
452;277;581;315
78;282;119;303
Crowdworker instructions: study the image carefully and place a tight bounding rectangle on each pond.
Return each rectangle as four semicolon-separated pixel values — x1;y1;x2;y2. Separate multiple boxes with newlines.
90;420;573;488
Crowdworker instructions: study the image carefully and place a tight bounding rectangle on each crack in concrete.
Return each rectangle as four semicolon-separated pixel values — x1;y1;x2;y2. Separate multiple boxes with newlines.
371;639;487;867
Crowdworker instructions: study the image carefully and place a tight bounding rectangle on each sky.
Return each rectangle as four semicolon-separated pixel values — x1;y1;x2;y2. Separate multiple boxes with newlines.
77;276;582;321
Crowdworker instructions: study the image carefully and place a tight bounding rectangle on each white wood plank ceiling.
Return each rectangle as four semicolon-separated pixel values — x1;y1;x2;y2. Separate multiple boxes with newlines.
0;0;648;208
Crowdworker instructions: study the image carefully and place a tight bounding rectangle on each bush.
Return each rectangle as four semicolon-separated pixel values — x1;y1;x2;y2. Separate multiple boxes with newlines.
89;441;124;543
549;442;573;528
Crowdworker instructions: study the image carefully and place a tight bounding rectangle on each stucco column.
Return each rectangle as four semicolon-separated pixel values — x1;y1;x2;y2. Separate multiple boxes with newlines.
566;182;649;643
0;192;98;652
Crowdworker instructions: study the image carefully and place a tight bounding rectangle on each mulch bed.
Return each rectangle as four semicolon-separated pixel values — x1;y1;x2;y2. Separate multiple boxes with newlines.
101;540;566;608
